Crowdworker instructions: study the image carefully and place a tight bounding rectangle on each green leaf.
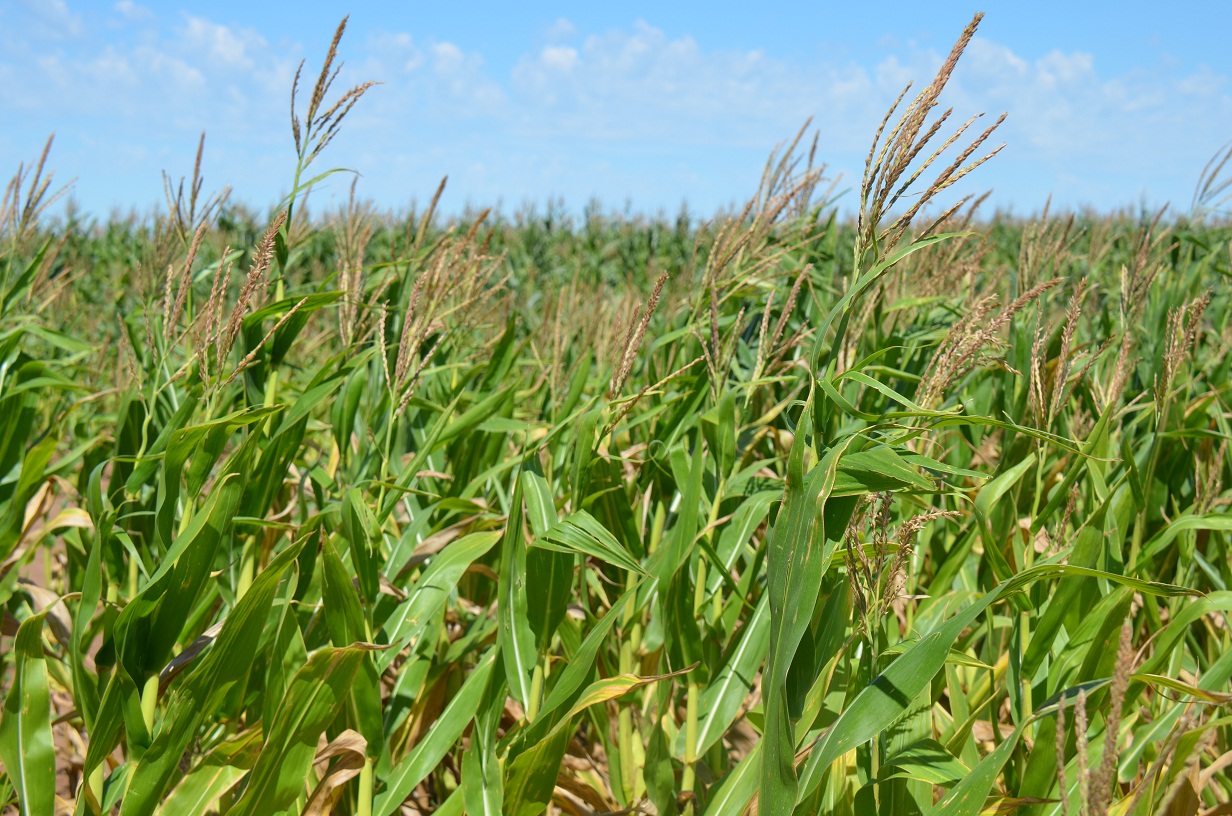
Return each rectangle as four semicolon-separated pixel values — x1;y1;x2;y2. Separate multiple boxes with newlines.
0;612;54;816
498;471;538;712
701;389;737;477
437;385;515;449
340;487;381;604
154;406;277;553
760;404;855;816
112;415;268;692
693;593;770;755
377;530;501;672
0;237;52;313
509;658;697;801
537;582;640;721
319;537;383;748
0;433;56;560
120;540;305;815
154;729;261;816
71;488;105;735
880;739;969;786
926;727;1021;816
321;536;369;647
648;436;706;588
521;466;573;652
1133;512;1232;569
972;453;1036;586
374;651;498;816
795;562;1196;804
228;645;370;816
705;742;762;816
464;657;506;816
812;233;963;376
502;709;571;816
831;445;934;496
534;510;646;575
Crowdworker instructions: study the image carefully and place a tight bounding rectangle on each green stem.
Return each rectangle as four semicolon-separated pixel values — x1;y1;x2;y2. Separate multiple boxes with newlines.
693;558;707;614
648;501;666;555
682;681;699;795
127;555;139;601
140;674;159;732
619;574;639;802
237;535;256;600
87;763;106;806
357;757;374;816
527;661;544;723
617;684;635;799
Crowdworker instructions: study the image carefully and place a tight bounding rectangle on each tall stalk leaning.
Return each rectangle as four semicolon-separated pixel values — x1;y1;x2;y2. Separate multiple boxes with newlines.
758;12;1007;814
266;16;377;411
272;15;380;808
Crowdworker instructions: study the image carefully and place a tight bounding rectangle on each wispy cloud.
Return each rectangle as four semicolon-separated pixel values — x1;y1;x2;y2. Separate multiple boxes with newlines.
14;0;82;39
113;0;151;21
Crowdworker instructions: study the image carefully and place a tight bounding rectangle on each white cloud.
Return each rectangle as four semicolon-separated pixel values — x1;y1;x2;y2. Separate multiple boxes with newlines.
431;42;464;69
180;16;266;71
113;1;151;21
363;30;420;74
17;0;82;38
509;22;827;145
540;46;578;72
360;33;505;118
546;18;577;41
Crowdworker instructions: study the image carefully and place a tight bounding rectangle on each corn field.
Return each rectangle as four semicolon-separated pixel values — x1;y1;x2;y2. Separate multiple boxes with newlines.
1;14;1231;816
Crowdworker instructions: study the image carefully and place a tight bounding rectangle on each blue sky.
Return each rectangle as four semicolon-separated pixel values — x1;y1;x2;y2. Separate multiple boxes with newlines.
2;0;1230;219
